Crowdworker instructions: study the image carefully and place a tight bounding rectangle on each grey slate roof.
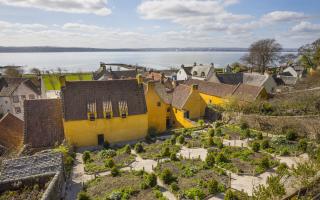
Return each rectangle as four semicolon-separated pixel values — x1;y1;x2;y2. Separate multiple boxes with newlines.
0;77;41;97
61;79;147;120
191;65;214;77
0;152;62;182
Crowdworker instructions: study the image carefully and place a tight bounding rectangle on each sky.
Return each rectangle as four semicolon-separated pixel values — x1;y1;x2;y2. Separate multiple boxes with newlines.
0;0;319;48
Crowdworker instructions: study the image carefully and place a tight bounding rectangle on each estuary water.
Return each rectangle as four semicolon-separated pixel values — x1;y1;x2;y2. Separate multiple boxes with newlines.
0;51;246;72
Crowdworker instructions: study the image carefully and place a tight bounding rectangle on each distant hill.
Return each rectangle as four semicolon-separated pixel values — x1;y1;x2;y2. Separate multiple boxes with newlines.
0;46;298;53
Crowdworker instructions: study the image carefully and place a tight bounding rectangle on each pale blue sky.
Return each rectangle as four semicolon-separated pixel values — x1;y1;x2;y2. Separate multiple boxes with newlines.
0;0;319;48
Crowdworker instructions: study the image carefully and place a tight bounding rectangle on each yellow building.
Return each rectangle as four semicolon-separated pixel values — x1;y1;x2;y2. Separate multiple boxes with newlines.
61;78;148;147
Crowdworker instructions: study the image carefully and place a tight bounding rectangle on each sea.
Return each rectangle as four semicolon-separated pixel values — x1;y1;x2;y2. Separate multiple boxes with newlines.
0;51;248;72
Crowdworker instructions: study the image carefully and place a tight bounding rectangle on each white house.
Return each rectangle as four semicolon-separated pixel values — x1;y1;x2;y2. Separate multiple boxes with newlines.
282;66;304;78
0;77;42;120
177;66;192;80
191;64;215;80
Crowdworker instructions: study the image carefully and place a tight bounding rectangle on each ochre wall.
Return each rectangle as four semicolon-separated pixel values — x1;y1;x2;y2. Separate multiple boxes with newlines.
144;83;170;133
63;114;148;147
199;93;226;106
172;108;195;128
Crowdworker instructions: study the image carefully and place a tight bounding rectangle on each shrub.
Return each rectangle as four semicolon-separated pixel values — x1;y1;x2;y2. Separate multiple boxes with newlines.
99;149;116;159
261;102;273;114
207;136;214;147
298;139;308;152
208;128;215;137
134;143;144;153
184;188;205;200
104;158;115;168
77;191;91;200
170;182;179;192
160;169;175;184
276;163;288;175
124;145;131;154
161;147;171;157
280;147;289;156
256;132;263;140
177;135;185;144
261;140;270;149
215;153;227;163
216;140;224;149
224;189;237;200
215;128;223;136
140;182;148;190
148;127;157;137
205;152;216;167
208;179;219;194
259;157;270;170
252;142;260;152
286;129;297;141
170;135;177;145
170;153;178;161
82;151;91;163
244;129;251;138
145;173;157;188
198;119;205;127
240;121;249;130
215;121;223;128
111;166;120;177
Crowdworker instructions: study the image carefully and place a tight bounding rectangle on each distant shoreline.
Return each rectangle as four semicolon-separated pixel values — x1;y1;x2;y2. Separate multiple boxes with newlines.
0;46;297;53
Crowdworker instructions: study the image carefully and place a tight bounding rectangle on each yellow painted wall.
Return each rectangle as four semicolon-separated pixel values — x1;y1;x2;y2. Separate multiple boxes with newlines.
63;114;148;147
144;83;170;133
199;93;226;106
172;108;195;128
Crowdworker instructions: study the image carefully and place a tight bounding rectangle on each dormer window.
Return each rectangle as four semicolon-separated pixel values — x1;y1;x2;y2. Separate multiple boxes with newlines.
103;100;113;119
193;71;197;76
201;72;205;77
119;101;128;119
87;102;97;121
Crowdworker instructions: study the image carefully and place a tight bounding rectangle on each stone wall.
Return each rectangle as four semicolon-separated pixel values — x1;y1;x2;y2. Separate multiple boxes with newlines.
41;170;65;200
223;112;320;139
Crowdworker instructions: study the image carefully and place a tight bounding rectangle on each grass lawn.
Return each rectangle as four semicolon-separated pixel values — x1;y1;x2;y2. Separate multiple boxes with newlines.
155;159;228;199
42;73;92;90
85;171;160;200
139;140;180;160
84;148;136;173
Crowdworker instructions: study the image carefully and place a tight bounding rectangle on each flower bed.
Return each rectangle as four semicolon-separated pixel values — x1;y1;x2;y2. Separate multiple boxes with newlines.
138;140;180;160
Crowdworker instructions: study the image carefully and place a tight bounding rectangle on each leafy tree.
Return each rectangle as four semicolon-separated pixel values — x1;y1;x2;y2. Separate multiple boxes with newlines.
144;173;157;188
242;39;282;74
298;38;320;69
184;187;206;200
261;140;270;149
198;119;205;127
285;130;297;141
292;161;319;194
252;142;260;152
252;175;286;200
205;152;216;167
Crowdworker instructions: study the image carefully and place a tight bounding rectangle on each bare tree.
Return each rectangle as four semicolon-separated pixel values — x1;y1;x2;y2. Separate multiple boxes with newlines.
279;53;297;66
242;39;282;74
30;68;41;76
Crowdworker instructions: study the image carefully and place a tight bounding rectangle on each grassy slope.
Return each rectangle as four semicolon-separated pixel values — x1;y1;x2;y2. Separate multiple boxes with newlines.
42;73;93;90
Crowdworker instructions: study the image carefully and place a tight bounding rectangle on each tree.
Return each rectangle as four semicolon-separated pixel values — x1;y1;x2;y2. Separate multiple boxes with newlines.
298;38;320;69
279;53;297;66
292;161;319;194
30;68;41;76
160;168;175;184
242;39;282;74
252;175;286;200
4;66;24;77
252;142;260;152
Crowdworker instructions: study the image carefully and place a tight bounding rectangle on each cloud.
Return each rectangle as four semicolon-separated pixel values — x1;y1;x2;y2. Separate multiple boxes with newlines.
291;21;320;33
0;0;111;16
261;11;306;23
137;0;252;31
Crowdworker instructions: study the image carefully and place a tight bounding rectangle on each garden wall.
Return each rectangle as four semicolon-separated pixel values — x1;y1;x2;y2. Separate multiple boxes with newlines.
223;112;320;139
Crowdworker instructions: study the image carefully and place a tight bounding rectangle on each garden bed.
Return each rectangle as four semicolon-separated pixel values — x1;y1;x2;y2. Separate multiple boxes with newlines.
139;140;180;160
85;171;160;200
84;147;136;173
0;184;46;200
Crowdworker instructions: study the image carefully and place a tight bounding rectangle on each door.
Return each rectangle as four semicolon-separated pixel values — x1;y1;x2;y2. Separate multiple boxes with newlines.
97;134;104;146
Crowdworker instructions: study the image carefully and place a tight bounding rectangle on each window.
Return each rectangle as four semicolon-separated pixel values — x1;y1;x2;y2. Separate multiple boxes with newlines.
105;112;112;119
121;112;127;118
157;102;161;107
201;72;205;77
29;94;35;100
209;100;212;103
89;113;95;121
21;95;26;101
15;107;21;114
12;96;19;103
184;111;190;119
193;71;197;76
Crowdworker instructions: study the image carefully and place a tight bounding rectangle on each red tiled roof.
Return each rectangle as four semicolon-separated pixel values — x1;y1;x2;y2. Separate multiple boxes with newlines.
0;113;24;151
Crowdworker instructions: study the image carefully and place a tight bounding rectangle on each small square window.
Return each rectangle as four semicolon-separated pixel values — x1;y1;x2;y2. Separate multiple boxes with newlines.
12;96;19;103
15;107;21;114
89;113;95;121
106;112;112;119
157;102;161;107
209;100;212;103
29;94;35;100
121;113;127;118
21;95;26;101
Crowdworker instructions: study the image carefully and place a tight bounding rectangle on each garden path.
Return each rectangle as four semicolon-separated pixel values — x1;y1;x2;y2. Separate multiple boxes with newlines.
177;146;207;161
223;139;249;148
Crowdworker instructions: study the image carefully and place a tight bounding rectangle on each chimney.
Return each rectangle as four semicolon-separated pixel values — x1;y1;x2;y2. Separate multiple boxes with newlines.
181;64;185;68
136;74;143;85
192;84;198;91
59;75;66;88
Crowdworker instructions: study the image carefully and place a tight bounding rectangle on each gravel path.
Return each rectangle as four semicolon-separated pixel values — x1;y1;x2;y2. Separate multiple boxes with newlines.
178;146;207;161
